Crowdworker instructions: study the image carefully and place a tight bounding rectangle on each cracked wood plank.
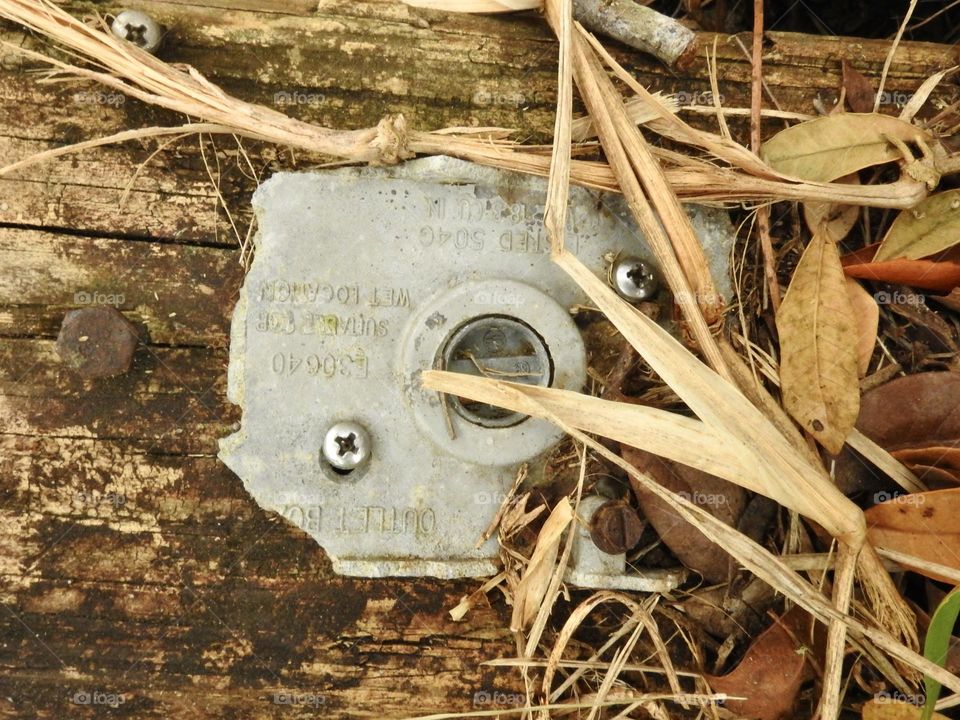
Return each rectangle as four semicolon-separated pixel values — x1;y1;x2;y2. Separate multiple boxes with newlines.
0;0;957;717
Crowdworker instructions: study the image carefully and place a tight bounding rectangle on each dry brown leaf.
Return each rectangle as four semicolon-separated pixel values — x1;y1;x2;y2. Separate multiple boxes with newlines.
843;61;877;113
875;189;960;262
803;172;861;241
760;113;929;182
842;243;960;293
846;278;880;377
862;699;951;720
623;446;747;583
893;447;960;486
777;230;861;453
859;373;960;453
706;608;815;720
838;372;960;493
510;496;573;632
866;488;960;583
931;288;960;312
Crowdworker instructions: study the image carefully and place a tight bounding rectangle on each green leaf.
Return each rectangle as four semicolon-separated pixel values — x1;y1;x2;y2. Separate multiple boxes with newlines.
922;586;960;720
875;189;960;262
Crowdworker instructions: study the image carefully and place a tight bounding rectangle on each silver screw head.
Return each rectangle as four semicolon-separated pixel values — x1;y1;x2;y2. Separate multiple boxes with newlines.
111;10;163;54
612;257;659;301
322;421;371;471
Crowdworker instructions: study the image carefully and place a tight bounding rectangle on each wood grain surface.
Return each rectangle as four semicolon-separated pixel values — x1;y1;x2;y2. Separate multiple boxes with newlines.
0;1;955;717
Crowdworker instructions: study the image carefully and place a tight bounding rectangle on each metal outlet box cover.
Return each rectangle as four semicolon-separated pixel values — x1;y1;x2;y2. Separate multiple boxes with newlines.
219;156;734;580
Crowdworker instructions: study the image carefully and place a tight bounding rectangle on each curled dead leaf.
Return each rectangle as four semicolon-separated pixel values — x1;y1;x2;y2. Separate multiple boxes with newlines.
875;189;960;262
760;113;929;183
842;243;960;294
842;61;876;113
861;699;950;720
846;278;879;377
931;288;960;313
836;372;960;494
623;446;746;583
777;230;861;453
706;608;816;720
866;488;960;583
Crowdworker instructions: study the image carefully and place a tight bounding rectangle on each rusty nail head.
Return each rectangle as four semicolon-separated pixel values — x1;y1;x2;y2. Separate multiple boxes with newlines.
56;306;138;379
589;499;644;555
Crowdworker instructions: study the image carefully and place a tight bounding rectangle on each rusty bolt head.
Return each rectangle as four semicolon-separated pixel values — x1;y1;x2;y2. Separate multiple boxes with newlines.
56;306;138;379
589;499;645;555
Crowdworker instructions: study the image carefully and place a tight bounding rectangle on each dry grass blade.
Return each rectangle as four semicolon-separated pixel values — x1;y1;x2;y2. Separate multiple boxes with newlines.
425;245;922;717
847;430;926;494
510;497;573;632
572;25;723;327
559;22;728;378
900;66;958;122
422;375;960;700
425;371;761;485
542;0;574;254
0;0;932;213
569;93;677;141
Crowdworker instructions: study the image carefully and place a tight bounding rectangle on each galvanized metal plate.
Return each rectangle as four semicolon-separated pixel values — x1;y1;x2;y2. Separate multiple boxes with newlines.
219;156;734;585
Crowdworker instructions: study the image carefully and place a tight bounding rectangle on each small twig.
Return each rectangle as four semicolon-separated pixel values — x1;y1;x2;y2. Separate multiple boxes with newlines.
875;0;920;113
749;0;781;313
572;0;698;69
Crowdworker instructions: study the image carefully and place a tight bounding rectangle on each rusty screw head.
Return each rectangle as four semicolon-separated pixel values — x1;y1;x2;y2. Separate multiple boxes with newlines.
56;306;138;379
589;499;645;555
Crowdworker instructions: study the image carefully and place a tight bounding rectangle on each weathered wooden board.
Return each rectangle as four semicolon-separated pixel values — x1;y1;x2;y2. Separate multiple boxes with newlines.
0;0;956;717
